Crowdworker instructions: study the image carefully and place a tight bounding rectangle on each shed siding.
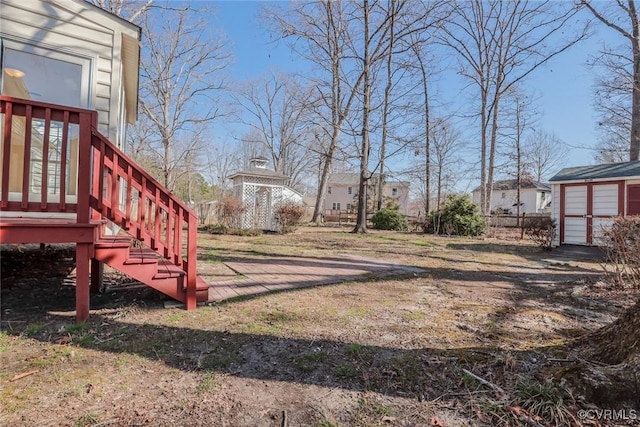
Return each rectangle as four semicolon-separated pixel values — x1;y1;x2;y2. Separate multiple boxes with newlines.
0;0;136;145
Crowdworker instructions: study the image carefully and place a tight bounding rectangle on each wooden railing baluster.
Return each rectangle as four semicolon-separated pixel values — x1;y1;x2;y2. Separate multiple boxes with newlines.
21;105;32;209
59;111;69;211
1;101;13;209
40;108;51;210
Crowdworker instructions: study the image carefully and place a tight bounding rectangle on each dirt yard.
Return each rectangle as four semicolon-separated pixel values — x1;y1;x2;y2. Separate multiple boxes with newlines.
1;227;638;426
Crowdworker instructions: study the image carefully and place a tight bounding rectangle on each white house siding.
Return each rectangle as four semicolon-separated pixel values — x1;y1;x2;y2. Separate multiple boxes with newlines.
473;188;549;214
0;0;137;146
282;186;303;205
324;182;410;215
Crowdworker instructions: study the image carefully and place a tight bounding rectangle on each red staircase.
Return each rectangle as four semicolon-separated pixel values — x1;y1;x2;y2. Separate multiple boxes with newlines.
0;96;209;320
93;235;209;304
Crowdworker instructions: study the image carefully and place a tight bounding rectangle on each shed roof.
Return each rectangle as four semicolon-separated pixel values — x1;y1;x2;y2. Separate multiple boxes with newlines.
549;161;640;182
472;179;550;193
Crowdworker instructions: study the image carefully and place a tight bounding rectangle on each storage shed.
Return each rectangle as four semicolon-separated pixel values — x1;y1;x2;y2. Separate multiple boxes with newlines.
549;161;640;246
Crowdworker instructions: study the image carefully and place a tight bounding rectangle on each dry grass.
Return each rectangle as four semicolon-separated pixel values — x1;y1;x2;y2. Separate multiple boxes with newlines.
1;227;633;426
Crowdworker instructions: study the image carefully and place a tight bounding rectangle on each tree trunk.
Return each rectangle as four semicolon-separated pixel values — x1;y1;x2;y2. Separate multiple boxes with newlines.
486;91;501;216
353;0;371;234
377;0;395;213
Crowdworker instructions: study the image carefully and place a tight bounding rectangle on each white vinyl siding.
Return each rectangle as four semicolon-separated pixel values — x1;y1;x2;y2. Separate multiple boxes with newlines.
0;0;137;146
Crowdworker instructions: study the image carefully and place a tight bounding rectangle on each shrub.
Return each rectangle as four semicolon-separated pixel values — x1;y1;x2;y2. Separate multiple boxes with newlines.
427;194;484;236
371;209;408;231
600;215;640;289
216;197;246;229
524;216;556;250
274;202;306;233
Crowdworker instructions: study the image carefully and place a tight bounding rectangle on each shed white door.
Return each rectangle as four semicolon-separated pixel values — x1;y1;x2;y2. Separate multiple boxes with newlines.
563;186;587;244
592;184;619;245
561;182;622;245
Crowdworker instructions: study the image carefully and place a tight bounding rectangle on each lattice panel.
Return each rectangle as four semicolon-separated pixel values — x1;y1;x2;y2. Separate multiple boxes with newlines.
257;188;270;229
271;187;284;230
244;176;285;186
241;184;256;229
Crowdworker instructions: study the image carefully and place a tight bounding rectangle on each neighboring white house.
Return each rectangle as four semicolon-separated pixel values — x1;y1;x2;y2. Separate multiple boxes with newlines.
0;0;140;148
549;161;640;246
228;158;303;231
471;179;551;214
324;173;410;215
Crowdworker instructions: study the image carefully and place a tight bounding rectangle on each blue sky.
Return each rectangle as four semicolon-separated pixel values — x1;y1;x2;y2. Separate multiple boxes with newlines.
211;1;621;177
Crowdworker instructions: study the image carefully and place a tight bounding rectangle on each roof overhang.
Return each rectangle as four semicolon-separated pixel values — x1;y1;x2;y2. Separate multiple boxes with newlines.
549;176;639;185
121;33;140;124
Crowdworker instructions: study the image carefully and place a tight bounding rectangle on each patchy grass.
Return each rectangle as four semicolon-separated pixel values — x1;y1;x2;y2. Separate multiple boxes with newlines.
1;227;631;426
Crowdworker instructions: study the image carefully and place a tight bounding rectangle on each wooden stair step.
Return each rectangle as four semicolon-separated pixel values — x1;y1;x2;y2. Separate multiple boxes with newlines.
95;235;132;248
124;247;159;265
155;259;185;279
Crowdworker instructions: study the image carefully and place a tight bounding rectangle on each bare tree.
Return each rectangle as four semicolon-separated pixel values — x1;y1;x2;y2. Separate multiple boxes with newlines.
351;0;443;233
267;1;367;224
90;0;153;22
431;118;463;231
582;0;640;161
233;73;316;190
137;6;230;189
525;129;569;182
499;92;533;221
441;0;588;214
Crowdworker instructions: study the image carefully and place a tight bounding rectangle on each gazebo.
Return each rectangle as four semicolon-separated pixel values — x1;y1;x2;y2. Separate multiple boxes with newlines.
228;158;299;230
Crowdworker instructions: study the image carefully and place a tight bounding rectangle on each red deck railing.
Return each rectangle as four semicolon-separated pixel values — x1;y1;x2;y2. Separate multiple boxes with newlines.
0;95;198;307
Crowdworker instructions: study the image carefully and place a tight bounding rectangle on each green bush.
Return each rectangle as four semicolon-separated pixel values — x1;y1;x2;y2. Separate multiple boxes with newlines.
371;209;408;231
428;194;484;236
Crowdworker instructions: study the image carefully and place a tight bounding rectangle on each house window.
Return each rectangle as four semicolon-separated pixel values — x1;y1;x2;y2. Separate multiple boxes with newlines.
392;188;398;196
1;42;91;203
328;187;332;194
348;186;352;195
332;202;341;210
501;192;506;199
347;203;352;211
541;192;546;201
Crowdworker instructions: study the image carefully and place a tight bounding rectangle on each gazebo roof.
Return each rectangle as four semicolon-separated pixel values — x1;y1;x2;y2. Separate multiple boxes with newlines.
228;167;289;181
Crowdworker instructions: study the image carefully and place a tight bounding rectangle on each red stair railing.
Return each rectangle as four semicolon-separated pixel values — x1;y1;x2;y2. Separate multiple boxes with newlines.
89;120;198;308
0;96;198;309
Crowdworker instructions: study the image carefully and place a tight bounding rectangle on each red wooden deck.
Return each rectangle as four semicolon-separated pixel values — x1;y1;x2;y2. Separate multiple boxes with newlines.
0;96;206;321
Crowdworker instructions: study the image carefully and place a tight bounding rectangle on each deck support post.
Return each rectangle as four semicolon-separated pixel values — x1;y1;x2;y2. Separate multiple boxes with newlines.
76;243;91;322
90;259;103;294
